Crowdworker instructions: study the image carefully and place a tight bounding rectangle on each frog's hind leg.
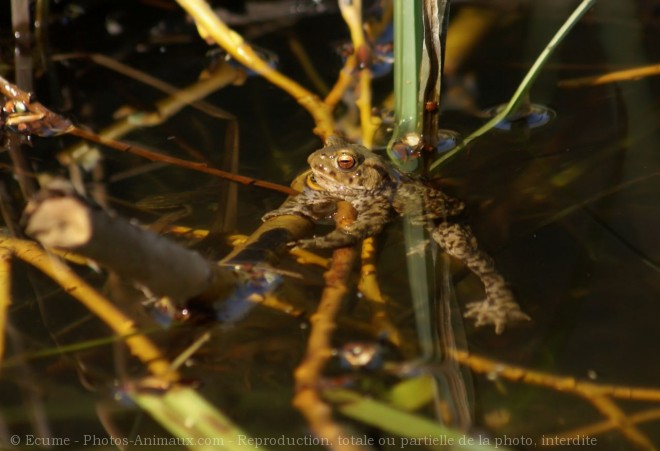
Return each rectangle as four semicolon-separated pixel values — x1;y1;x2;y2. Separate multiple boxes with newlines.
430;222;530;334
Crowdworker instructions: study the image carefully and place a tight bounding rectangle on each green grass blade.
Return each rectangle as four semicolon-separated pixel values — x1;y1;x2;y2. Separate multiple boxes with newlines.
131;387;265;451
324;388;506;451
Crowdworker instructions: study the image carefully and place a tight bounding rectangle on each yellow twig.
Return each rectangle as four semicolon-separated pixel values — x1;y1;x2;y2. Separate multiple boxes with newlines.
356;69;380;148
451;349;660;448
339;0;380;147
1;236;178;382
288;34;330;96
554;408;660;443
0;247;11;363
293;202;365;451
176;0;334;139
444;7;499;76
339;0;366;51
587;396;654;450
324;55;357;110
450;349;660;402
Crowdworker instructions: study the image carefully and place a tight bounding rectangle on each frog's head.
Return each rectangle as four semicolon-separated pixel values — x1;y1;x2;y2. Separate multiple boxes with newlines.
307;135;392;193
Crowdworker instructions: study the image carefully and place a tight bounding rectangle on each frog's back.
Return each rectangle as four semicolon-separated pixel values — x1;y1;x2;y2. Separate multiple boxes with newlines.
392;177;464;224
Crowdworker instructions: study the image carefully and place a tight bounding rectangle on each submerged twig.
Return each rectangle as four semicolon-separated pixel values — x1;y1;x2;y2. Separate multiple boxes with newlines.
288;34;330;97
357;237;400;345
450;349;660;402
450;349;660;448
587;396;654;450
292;201;365;451
0;236;178;382
556;408;660;445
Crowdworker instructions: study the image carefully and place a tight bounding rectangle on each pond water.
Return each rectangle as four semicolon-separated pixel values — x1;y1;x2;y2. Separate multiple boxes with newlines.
1;0;660;450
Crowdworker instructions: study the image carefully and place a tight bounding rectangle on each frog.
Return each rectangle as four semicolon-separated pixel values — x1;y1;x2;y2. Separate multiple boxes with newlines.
262;135;529;333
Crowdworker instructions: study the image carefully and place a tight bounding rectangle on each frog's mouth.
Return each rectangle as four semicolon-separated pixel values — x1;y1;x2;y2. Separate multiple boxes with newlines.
306;173;324;191
309;169;334;187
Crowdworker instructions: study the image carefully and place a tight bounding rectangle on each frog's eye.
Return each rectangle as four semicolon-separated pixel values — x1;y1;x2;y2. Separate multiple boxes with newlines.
337;153;356;170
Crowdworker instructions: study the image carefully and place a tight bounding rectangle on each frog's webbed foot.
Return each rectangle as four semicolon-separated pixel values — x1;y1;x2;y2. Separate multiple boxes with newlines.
293;229;358;249
464;291;531;334
431;221;530;334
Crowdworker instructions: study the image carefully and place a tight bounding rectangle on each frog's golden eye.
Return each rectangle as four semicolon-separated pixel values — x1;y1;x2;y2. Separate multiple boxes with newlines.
337;153;356;170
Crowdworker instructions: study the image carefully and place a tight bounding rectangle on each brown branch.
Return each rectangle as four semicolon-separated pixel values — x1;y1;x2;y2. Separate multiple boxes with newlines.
68;126;297;196
0;73;297;196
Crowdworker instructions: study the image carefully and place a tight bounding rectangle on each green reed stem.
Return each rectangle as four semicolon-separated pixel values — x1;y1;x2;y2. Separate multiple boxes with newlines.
388;0;423;166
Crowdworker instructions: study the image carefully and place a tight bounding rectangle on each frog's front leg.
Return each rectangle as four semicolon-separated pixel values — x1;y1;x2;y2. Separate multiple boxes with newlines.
262;189;336;223
296;196;392;249
431;222;530;334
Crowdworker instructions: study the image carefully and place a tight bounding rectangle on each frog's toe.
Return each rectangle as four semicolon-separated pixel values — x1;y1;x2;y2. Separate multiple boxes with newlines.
464;299;530;334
